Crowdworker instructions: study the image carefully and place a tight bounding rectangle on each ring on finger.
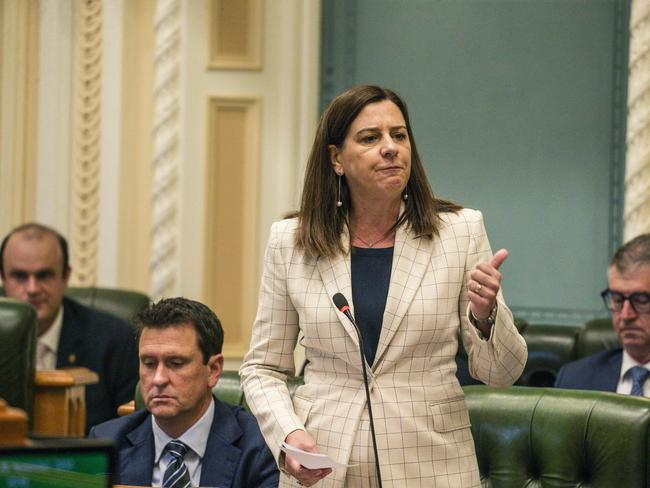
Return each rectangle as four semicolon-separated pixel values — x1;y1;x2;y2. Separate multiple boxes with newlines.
475;282;482;295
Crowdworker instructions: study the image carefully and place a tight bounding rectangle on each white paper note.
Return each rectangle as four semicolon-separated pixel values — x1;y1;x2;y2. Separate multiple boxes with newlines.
280;443;354;470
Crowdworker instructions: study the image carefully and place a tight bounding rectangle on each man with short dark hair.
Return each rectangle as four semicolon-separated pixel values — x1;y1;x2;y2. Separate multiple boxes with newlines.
0;223;138;429
555;234;650;397
89;297;278;487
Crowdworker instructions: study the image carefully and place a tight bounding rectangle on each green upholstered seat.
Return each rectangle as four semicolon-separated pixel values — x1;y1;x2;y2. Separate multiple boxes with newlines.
0;298;37;419
464;385;650;488
512;316;529;333
214;370;246;406
64;287;150;324
575;317;619;358
138;373;650;487
517;324;579;387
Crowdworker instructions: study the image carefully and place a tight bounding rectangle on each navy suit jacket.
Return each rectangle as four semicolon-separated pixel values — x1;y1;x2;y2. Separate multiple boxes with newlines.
89;398;279;488
554;348;622;392
58;297;139;431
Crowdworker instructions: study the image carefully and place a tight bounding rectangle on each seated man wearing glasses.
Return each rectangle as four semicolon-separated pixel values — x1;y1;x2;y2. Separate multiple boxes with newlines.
555;234;650;397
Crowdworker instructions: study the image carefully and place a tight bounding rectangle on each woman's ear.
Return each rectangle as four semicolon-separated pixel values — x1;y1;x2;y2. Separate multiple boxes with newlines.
329;145;343;175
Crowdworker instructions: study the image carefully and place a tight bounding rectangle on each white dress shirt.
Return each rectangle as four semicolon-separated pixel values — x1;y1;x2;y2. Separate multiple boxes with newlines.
616;350;650;397
151;397;215;487
36;306;64;370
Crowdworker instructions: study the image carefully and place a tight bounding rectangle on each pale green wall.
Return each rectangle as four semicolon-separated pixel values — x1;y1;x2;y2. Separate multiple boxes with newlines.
321;0;629;325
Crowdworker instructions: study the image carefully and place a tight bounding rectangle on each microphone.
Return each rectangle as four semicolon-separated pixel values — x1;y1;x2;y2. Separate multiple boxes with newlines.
332;293;383;488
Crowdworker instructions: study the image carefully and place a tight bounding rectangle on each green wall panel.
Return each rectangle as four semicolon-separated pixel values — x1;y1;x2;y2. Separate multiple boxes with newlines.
321;0;629;325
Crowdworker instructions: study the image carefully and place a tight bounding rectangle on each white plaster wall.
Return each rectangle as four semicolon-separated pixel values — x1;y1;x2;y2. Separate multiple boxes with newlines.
36;0;75;238
177;0;321;300
96;0;124;286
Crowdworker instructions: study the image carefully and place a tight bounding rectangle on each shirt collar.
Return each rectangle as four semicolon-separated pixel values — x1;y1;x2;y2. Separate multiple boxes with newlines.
39;305;64;354
620;350;650;380
152;396;215;463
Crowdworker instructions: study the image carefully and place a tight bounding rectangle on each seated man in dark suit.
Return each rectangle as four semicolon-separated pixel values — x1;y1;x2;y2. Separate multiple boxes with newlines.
89;297;278;487
555;233;650;397
0;223;138;430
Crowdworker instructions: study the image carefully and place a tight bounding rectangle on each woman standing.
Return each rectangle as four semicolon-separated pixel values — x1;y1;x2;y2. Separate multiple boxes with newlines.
240;85;527;487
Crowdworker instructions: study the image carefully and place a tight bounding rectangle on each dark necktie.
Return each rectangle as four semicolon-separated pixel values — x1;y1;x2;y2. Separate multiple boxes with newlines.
629;366;650;397
162;440;192;488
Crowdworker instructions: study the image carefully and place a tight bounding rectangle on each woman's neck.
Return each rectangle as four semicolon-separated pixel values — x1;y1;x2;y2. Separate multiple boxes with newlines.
349;196;400;248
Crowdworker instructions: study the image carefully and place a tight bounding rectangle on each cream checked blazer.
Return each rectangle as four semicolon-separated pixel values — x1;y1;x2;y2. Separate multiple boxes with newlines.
240;208;527;488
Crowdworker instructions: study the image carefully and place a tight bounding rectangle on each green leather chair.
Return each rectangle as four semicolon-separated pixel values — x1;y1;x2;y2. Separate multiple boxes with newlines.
0;285;150;324
64;286;150;324
465;385;650;487
517;324;580;387
575;317;619;358
214;375;650;487
0;298;37;419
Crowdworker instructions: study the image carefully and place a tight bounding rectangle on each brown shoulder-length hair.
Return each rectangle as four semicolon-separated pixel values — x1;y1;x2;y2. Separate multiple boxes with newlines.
292;85;461;257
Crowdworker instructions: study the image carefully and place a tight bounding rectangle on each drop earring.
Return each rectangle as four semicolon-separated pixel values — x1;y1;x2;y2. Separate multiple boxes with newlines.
337;174;343;208
403;189;408;201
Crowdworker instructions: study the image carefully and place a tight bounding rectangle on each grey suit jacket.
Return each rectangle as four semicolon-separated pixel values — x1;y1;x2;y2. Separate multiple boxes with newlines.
240;208;527;487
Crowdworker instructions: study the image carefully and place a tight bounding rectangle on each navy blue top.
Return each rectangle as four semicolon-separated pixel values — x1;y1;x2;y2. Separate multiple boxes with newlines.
351;246;393;366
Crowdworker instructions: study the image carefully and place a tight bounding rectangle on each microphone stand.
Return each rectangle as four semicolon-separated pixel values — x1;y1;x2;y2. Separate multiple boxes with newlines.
333;293;383;488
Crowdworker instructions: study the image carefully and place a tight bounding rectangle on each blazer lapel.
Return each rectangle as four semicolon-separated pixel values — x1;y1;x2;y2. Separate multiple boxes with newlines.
316;227;359;347
200;400;242;487
120;417;155;486
56;299;83;368
373;223;433;370
602;349;624;392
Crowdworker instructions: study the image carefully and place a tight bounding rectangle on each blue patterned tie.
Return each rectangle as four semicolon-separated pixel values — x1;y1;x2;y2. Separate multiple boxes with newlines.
629;366;650;397
162;440;192;488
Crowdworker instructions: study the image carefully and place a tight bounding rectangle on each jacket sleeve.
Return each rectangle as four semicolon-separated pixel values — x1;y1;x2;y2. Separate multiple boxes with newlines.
239;221;304;462
458;210;528;386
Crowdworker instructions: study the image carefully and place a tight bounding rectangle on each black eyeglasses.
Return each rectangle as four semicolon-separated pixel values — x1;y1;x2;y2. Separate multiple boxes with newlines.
601;288;650;314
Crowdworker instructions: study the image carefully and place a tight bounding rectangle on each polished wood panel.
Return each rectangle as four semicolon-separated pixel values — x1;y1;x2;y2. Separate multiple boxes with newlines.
32;368;98;437
117;400;135;417
207;0;262;70
0;398;27;445
204;97;260;359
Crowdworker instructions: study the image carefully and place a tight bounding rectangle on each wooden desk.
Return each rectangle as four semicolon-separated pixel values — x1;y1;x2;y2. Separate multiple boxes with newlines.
32;368;98;437
0;398;27;445
117;400;135;417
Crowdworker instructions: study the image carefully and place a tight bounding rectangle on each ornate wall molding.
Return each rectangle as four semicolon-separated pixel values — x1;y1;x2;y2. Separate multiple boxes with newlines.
625;0;650;240
150;0;181;300
72;0;102;285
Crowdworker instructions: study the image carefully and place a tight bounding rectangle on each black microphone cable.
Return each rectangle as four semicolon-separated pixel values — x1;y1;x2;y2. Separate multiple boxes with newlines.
332;292;383;488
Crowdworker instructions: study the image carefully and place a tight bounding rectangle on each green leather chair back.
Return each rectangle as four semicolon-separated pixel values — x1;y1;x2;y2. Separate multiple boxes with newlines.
0;298;37;420
464;385;650;488
64;286;150;324
0;286;150;325
575;317;619;358
518;324;579;387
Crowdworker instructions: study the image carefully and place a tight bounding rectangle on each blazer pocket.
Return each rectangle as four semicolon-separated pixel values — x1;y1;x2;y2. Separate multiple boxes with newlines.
429;396;471;433
292;393;314;425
